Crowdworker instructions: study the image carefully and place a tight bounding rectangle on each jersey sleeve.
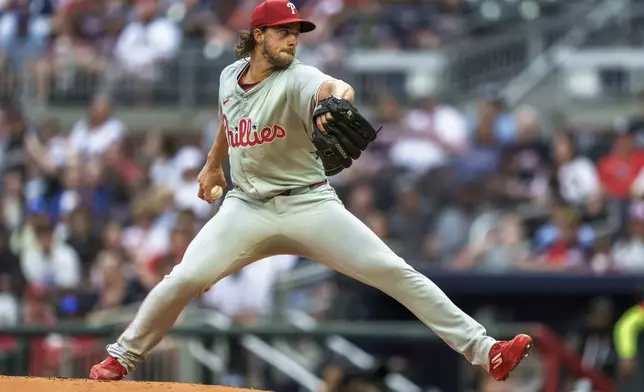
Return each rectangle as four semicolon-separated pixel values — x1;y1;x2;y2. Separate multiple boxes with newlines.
287;63;335;121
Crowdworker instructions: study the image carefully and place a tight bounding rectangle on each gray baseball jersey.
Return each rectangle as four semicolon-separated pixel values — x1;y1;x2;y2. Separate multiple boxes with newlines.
219;59;332;199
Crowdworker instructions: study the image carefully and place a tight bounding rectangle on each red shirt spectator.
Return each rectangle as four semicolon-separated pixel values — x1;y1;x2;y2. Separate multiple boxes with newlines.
598;132;644;199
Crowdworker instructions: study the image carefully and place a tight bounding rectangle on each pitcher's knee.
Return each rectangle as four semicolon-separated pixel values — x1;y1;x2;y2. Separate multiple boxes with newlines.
359;255;418;282
161;272;213;298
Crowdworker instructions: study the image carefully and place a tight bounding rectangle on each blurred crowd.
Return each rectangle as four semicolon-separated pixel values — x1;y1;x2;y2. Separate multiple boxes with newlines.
0;94;212;327
332;86;644;277
0;0;577;104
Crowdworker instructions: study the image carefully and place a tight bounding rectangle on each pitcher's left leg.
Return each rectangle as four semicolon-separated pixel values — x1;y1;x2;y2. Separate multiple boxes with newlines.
287;198;531;380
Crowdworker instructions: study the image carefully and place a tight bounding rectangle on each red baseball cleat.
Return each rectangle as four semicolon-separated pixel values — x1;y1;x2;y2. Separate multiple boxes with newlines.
487;334;533;381
89;356;128;381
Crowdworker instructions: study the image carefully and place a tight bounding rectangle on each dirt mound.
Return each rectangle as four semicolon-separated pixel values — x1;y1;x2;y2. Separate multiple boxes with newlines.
0;376;265;392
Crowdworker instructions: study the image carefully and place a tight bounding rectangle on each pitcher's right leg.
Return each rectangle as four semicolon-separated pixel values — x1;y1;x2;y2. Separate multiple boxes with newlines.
90;197;275;380
283;196;531;381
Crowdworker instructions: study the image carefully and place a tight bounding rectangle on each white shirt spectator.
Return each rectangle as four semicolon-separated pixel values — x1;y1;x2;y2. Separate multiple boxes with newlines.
0;292;18;326
202;255;298;317
20;242;81;289
557;157;601;204
149;156;178;188
46;135;71;168
171;146;214;218
68;117;125;159
390;105;467;173
122;225;169;264
114;17;181;79
611;239;644;272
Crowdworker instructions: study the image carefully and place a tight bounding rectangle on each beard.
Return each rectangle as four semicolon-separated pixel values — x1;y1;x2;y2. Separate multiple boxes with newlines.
262;41;296;69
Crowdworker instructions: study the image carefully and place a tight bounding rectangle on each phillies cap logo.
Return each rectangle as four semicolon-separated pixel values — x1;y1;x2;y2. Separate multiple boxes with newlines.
287;2;296;14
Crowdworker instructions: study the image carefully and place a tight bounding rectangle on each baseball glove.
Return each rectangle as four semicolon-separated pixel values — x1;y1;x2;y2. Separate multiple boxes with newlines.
311;96;379;176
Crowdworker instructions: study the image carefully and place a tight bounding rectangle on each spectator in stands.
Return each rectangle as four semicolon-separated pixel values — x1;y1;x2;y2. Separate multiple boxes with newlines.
64;206;101;278
551;131;604;221
33;0;110;103
0;3;48;91
121;190;173;287
528;203;591;272
598;126;644;233
20;218;81;292
0;0;53;45
599;127;644;202
498;105;550;205
166;0;216;40
0;104;55;176
22;284;56;325
113;0;181;84
0;273;19;328
10;198;63;258
611;202;644;273
625;91;644;148
370;95;403;164
428;180;491;264
590;235;614;274
0;224;23;295
90;249;146;310
390;95;468;176
457;92;509;186
1;166;24;231
535;202;595;254
433;0;470;43
102;219;124;252
68;94;125;160
38;116;70;169
47;160;85;222
387;182;433;263
147;133;180;188
470;85;518;145
452;213;531;272
0;224;24;336
172;145;212;219
102;140;144;189
345;181;376;223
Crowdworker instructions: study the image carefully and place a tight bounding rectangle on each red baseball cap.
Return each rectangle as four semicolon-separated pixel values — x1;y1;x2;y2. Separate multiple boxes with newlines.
250;0;316;33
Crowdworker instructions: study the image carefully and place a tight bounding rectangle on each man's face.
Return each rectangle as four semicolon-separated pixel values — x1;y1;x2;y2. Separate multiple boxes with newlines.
91;96;111;121
258;23;300;69
137;0;158;21
37;230;53;253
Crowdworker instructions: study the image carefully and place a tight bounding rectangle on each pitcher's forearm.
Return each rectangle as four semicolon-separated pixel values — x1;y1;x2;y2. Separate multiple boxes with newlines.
207;122;229;167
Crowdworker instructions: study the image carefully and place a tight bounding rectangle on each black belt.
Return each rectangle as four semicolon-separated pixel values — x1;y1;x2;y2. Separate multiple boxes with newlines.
278;180;327;196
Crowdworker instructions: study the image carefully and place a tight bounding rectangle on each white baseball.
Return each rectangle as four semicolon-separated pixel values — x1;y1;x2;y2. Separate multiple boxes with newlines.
210;186;223;200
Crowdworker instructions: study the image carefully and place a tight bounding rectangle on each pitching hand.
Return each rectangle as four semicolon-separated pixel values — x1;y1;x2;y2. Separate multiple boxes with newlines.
197;163;227;204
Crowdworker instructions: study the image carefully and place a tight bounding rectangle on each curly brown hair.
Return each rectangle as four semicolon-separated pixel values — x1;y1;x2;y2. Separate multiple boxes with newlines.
235;30;257;59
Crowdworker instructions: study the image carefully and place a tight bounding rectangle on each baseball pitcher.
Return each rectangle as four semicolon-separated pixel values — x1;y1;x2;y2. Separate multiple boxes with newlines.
90;0;532;383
